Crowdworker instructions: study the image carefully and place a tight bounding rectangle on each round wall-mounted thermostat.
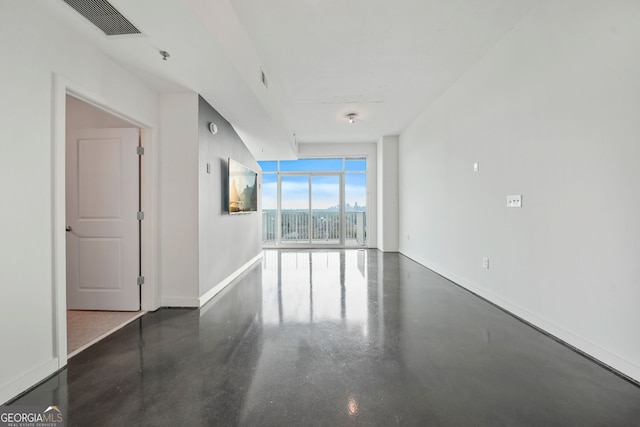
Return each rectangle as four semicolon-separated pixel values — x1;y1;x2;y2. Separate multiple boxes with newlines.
209;122;218;135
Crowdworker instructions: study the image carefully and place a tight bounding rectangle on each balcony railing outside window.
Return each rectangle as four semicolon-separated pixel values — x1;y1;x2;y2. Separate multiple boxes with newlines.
263;210;366;246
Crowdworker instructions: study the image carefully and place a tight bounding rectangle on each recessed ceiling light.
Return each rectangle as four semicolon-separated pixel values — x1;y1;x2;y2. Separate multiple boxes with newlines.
346;113;357;124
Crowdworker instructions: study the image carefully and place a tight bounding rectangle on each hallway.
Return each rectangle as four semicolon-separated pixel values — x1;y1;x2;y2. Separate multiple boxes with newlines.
10;250;640;425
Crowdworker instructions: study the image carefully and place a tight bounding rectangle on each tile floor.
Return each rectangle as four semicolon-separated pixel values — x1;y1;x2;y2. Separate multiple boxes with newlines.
10;250;640;426
67;310;145;357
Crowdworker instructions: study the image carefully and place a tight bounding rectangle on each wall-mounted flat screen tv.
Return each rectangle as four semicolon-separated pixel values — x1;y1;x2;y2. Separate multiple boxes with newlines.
228;158;258;214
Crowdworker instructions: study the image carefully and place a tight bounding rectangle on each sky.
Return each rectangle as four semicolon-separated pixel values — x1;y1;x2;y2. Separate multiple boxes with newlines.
259;159;366;210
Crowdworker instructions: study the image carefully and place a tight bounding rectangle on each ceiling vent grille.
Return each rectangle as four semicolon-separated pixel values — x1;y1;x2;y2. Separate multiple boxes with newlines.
62;0;141;36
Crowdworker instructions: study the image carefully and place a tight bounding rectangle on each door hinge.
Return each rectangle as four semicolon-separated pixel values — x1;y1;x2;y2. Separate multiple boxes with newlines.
137;211;144;221
137;146;144;155
137;276;145;286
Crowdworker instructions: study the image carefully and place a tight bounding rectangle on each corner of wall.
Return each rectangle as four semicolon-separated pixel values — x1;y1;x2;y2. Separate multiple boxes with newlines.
158;92;200;305
377;136;400;252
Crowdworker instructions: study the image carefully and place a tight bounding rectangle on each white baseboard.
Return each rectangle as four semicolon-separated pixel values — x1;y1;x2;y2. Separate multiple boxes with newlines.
199;252;263;308
160;297;200;308
411;255;640;383
1;358;59;404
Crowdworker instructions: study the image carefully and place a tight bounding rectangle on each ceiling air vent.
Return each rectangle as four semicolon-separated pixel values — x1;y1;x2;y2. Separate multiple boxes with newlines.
62;0;142;36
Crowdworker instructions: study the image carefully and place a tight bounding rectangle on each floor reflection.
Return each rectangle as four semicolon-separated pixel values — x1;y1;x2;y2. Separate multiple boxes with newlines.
262;250;368;330
240;249;380;426
9;250;640;426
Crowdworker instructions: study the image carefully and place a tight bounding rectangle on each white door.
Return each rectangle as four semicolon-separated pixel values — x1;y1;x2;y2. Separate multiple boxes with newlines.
66;128;140;311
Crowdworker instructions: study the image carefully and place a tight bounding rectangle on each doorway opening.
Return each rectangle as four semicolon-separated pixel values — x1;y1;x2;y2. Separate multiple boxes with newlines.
65;95;145;356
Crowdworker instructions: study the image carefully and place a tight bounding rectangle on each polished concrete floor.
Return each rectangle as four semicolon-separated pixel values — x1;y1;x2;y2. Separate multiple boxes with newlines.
11;250;640;426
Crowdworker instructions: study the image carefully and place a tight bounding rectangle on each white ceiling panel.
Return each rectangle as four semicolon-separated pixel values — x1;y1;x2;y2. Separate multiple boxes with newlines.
41;0;536;156
230;0;536;144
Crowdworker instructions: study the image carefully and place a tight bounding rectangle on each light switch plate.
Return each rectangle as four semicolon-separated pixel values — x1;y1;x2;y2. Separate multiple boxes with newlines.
507;195;522;207
473;162;479;172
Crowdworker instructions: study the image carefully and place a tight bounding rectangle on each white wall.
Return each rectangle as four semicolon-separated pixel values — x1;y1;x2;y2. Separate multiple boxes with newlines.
377;136;399;252
0;2;159;403
159;93;201;306
297;142;378;248
398;0;640;381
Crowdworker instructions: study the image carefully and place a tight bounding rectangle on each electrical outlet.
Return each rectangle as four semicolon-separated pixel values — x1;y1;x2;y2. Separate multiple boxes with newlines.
507;195;522;208
482;257;490;269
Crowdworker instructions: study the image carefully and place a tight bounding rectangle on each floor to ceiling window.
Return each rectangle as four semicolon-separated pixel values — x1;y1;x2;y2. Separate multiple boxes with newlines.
259;158;367;247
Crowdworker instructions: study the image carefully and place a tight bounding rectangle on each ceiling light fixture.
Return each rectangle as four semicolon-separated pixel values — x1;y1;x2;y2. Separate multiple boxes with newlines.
346;113;357;124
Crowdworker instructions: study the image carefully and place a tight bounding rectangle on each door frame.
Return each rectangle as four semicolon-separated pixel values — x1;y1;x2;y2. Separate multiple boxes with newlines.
52;74;159;370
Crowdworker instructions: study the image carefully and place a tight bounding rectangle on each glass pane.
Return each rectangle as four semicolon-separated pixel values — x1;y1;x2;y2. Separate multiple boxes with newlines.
279;158;343;172
312;175;340;244
261;174;277;245
345;158;366;171
281;175;309;243
345;173;367;246
258;161;277;172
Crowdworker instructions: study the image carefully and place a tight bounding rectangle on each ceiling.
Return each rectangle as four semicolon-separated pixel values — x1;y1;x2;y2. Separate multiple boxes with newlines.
42;0;535;159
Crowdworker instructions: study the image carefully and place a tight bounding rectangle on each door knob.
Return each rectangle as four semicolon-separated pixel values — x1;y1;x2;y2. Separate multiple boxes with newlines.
66;226;72;232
